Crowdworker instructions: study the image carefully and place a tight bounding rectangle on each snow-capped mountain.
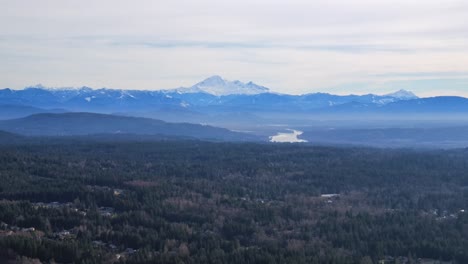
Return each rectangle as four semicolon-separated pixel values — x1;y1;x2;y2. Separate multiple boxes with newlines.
171;75;270;96
384;89;418;100
6;75;468;125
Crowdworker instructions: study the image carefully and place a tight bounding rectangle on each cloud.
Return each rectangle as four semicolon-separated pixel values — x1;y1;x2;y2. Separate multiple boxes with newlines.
371;72;468;78
1;0;468;95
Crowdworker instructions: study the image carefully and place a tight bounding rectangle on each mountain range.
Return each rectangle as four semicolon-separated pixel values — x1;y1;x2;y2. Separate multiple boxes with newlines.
2;76;468;147
1;75;449;120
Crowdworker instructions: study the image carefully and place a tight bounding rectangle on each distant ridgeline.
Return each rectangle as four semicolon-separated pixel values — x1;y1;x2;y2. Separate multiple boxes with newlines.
5;76;468;121
0;113;263;142
2;76;468;147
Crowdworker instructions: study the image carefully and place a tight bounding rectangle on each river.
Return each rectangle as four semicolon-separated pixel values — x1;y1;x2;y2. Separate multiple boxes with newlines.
269;129;308;143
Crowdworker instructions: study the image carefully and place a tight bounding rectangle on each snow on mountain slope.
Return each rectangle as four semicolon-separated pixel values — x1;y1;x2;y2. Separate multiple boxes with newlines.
384;89;418;100
0;78;427;115
172;75;270;96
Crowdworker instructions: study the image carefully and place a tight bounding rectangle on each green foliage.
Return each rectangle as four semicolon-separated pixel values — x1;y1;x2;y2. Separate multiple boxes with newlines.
1;140;468;263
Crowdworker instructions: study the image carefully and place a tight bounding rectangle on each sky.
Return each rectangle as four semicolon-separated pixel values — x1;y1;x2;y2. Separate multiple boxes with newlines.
1;0;468;96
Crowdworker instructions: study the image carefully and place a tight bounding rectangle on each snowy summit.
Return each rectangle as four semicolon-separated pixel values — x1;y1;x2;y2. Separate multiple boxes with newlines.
384;89;418;100
173;75;270;96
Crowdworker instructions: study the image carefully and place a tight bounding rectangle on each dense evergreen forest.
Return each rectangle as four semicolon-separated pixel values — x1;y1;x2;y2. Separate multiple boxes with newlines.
1;139;468;263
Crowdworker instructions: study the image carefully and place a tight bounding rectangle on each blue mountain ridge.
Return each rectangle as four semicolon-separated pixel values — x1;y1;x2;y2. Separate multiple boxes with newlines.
1;76;466;121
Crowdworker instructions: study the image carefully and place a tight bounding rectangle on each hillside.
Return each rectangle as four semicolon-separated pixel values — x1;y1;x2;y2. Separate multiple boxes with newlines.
0;113;262;141
0;130;24;144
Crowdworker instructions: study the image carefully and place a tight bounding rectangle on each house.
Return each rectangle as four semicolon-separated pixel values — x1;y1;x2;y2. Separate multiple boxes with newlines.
98;207;115;217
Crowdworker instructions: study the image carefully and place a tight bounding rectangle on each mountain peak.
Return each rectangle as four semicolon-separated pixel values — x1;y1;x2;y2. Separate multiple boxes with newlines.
196;75;227;87
172;76;270;96
26;84;46;89
385;89;418;100
205;75;225;81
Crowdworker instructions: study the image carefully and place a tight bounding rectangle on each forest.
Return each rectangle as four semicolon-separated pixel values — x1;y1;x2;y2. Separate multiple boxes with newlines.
0;138;467;263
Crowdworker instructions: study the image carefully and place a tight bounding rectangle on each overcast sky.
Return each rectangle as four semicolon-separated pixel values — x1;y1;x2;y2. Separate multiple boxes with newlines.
1;0;468;96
